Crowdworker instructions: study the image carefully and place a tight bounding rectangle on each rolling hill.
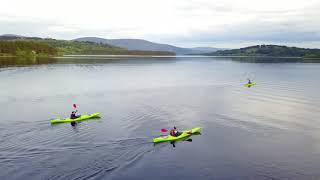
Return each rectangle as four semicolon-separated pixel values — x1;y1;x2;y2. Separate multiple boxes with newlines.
0;35;175;56
74;37;223;55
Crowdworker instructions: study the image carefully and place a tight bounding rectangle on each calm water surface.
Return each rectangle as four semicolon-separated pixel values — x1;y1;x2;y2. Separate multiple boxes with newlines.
1;56;320;180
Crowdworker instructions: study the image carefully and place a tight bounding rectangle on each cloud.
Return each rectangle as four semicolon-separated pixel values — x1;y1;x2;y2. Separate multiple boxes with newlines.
0;0;319;48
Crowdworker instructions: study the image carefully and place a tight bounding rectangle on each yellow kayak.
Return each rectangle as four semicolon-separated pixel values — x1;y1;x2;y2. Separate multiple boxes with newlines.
50;113;101;124
153;127;201;143
245;82;256;87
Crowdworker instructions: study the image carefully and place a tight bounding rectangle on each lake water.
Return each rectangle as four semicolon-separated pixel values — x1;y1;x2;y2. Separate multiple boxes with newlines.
1;56;320;180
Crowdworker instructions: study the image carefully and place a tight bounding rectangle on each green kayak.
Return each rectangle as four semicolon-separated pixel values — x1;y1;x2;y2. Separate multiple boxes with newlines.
50;113;101;124
245;82;256;87
153;127;201;143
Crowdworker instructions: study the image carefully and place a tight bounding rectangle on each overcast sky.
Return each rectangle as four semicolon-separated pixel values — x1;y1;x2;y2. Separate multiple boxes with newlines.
1;0;319;48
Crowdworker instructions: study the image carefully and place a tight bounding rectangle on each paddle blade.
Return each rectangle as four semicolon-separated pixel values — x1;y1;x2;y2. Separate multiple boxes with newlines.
73;104;77;109
161;128;168;133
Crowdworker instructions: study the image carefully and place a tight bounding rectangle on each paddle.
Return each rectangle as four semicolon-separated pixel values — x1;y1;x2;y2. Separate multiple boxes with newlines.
73;104;78;113
160;128;168;137
161;128;168;133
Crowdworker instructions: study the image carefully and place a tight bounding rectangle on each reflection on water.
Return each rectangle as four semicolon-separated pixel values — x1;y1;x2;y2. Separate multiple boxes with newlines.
0;56;58;68
1;56;320;69
0;56;320;180
169;132;201;148
170;138;193;148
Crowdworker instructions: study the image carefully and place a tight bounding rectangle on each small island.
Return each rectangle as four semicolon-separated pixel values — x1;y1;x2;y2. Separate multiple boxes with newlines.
204;45;320;58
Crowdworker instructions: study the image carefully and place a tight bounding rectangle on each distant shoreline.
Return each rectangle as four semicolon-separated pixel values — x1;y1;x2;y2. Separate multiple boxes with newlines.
59;55;306;58
2;54;320;60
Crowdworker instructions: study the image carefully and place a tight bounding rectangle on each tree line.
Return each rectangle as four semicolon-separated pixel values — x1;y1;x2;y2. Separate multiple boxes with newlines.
206;45;320;58
0;40;58;56
0;39;175;56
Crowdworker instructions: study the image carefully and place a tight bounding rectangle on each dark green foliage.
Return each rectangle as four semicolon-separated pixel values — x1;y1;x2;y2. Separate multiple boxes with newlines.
0;39;175;57
41;39;175;55
37;39;124;55
0;40;58;56
207;45;320;58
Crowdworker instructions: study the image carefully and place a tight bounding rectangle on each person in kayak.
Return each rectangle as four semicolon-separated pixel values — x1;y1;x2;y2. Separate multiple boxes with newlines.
170;127;182;137
70;110;80;126
70;110;80;119
247;79;252;84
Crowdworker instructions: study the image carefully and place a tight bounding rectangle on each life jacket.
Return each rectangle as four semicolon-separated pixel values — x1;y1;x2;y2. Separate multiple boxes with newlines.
70;113;77;119
170;129;176;136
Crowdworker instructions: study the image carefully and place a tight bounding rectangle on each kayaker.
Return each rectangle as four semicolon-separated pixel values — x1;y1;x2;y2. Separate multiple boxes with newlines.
170;127;181;137
70;110;80;126
70;110;80;119
248;79;252;84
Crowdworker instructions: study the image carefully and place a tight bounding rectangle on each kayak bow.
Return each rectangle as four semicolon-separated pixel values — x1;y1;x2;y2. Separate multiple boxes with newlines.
50;113;101;124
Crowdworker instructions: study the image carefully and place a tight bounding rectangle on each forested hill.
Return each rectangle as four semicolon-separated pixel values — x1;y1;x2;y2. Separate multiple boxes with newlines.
205;45;320;58
0;35;176;57
75;37;223;55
